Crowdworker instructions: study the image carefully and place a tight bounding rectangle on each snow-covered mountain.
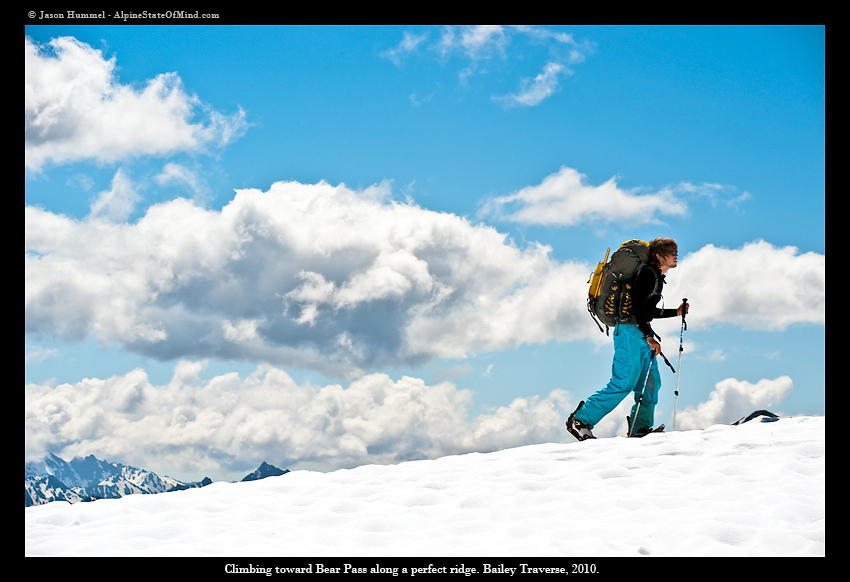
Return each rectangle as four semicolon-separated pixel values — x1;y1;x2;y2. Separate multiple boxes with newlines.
24;453;285;507
24;453;205;507
25;416;825;557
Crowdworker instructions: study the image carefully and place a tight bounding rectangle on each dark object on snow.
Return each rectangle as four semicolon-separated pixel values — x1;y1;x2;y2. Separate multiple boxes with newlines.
626;415;665;437
628;424;665;438
732;410;779;426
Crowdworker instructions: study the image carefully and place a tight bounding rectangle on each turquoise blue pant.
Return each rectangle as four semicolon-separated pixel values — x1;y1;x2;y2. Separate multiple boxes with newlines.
575;323;660;431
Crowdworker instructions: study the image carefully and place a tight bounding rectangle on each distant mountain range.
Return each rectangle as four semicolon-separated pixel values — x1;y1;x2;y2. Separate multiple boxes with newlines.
25;453;288;507
241;461;289;481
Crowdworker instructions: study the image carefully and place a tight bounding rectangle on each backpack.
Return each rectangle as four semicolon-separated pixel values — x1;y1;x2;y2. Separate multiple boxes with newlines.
587;239;651;334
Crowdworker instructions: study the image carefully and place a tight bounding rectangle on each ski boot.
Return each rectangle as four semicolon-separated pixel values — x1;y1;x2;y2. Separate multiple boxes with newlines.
626;416;664;438
566;401;596;441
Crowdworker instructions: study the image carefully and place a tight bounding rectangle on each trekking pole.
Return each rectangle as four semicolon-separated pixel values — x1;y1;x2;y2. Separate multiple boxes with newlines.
672;298;688;430
629;352;657;438
658;350;675;373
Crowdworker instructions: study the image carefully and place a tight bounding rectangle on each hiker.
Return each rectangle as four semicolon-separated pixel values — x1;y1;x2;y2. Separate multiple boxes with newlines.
568;238;689;440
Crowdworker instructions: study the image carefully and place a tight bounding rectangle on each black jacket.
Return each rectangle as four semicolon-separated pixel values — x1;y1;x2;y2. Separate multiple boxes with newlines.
631;263;678;339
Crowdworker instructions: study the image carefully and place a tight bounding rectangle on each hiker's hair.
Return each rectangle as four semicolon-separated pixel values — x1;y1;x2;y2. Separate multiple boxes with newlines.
649;238;677;266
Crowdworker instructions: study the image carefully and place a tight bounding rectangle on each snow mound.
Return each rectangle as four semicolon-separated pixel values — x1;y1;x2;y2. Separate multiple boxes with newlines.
25;415;824;557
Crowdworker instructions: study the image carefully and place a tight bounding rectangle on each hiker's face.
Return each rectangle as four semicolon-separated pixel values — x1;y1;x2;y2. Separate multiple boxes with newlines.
658;251;678;270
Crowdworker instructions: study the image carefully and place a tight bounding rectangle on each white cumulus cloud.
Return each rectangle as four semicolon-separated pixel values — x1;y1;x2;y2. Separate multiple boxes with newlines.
673;376;793;429
25;170;824;379
481;166;688;226
26;179;592;378
25;363;575;480
25;36;246;171
24;174;825;379
663;241;825;331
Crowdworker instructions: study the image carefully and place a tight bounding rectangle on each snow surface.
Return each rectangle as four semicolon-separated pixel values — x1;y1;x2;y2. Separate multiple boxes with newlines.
25;416;824;558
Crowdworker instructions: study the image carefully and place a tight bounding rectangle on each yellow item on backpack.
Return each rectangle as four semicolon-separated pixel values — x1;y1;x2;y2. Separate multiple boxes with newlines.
587;247;610;299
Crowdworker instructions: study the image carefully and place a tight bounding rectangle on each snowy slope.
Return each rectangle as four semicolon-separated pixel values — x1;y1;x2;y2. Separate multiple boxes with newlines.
24;415;824;557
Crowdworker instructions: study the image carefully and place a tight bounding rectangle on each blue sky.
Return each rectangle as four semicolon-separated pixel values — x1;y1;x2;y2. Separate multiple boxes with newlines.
25;25;824;482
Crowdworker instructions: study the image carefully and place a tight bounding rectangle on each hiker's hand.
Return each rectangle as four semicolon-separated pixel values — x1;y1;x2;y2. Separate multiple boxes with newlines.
646;336;661;356
677;302;689;317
